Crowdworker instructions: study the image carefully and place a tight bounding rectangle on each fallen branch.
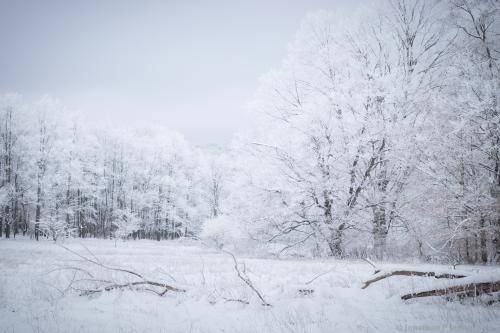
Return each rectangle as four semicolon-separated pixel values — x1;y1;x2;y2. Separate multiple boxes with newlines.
362;270;466;289
222;250;271;306
58;244;185;297
223;297;250;305
401;281;500;300
80;280;185;296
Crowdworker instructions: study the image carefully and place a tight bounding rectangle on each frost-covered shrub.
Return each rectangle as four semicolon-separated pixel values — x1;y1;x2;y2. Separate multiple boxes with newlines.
200;215;243;250
39;218;75;241
113;210;141;240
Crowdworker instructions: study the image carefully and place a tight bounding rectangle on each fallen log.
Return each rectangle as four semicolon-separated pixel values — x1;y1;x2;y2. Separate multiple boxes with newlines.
80;280;186;296
362;270;467;289
401;281;500;300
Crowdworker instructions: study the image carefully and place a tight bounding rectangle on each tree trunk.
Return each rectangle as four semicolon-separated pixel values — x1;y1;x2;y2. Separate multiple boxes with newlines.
464;236;472;263
495;217;500;262
372;139;389;259
373;206;388;259
328;224;345;257
494;176;500;262
4;204;11;238
35;183;41;241
480;217;488;263
13;173;19;238
4;208;10;239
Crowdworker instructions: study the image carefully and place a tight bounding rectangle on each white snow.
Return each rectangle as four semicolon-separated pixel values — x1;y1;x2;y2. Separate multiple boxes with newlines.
1;238;499;333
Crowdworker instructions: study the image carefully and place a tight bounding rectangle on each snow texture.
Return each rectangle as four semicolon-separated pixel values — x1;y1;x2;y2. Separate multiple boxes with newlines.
1;238;499;333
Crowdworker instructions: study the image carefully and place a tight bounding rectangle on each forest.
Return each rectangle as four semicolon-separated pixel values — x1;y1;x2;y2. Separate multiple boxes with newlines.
1;0;498;265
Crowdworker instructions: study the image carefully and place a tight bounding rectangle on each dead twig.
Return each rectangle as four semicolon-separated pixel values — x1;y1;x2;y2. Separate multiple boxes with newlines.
304;269;335;285
223;297;250;304
362;258;381;274
59;245;144;279
222;250;271;306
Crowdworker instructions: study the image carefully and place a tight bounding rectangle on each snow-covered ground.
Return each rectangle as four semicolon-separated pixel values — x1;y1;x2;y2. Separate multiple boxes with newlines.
1;238;499;333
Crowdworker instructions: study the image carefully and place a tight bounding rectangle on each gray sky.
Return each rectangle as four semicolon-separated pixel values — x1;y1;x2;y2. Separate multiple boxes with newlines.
0;0;361;146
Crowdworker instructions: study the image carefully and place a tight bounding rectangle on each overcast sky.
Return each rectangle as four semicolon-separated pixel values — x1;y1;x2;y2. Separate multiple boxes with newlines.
0;0;361;146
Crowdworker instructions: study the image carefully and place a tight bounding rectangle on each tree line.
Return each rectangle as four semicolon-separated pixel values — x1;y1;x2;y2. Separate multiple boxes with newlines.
0;96;222;241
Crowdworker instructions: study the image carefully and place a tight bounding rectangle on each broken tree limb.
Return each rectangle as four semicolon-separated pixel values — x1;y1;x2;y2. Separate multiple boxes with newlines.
361;270;467;289
80;280;186;296
401;281;500;300
58;245;186;297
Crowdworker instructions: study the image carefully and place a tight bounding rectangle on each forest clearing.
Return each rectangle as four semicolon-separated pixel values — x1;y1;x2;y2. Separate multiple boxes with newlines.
1;238;499;333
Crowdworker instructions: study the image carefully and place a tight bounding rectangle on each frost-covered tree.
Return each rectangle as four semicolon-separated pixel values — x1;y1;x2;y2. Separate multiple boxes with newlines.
223;0;499;262
0;96;211;241
429;0;500;263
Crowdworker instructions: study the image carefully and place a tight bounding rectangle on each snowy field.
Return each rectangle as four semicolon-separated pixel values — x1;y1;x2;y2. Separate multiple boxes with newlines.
1;238;499;333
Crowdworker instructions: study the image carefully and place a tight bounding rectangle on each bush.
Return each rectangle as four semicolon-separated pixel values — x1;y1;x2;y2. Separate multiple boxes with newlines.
200;215;243;250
